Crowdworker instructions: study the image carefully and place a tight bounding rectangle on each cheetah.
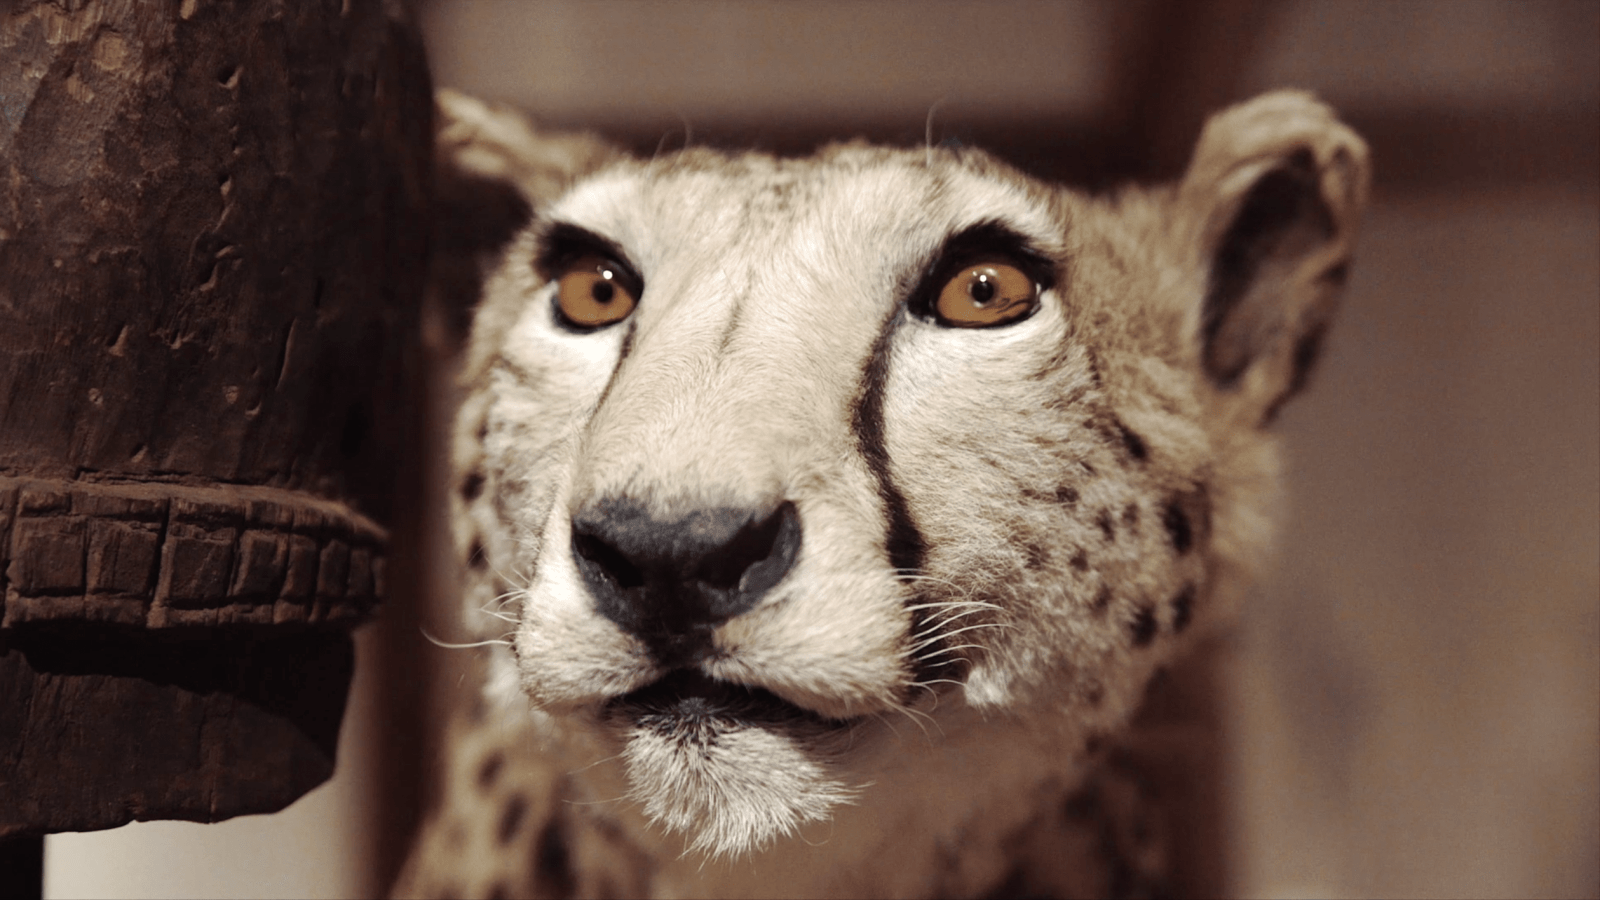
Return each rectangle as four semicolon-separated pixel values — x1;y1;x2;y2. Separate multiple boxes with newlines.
396;89;1369;898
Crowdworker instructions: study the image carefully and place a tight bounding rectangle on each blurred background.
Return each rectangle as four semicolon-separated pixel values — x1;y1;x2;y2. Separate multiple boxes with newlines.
45;1;1597;897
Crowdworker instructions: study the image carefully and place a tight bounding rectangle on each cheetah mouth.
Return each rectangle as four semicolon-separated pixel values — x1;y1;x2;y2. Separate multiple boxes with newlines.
609;669;851;732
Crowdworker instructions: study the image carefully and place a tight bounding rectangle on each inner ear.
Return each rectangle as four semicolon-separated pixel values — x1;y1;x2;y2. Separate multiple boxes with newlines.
1201;147;1338;388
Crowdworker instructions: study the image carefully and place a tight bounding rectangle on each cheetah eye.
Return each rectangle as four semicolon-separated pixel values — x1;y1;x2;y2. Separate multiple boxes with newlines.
554;254;638;328
934;260;1039;327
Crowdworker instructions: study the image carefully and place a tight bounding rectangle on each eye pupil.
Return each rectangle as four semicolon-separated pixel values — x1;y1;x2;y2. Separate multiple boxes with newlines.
591;280;615;304
969;273;996;306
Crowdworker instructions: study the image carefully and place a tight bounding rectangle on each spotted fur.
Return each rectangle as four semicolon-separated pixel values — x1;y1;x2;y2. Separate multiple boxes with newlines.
396;89;1369;898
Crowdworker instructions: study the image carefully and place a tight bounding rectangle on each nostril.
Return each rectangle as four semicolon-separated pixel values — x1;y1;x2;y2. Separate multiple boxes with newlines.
695;504;787;590
573;530;644;590
571;497;803;660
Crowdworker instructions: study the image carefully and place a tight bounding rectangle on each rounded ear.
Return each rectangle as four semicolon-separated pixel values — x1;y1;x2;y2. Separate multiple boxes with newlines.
435;89;622;220
1177;90;1371;425
430;90;623;346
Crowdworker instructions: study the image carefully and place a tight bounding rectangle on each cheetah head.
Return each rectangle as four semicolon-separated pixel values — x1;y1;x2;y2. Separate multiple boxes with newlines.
450;91;1369;857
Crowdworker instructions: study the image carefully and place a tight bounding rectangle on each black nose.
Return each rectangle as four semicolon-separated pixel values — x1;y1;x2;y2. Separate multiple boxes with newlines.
571;497;802;664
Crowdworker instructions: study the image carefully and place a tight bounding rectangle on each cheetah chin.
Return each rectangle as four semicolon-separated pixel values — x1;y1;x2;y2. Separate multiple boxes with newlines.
407;87;1371;896
610;670;861;857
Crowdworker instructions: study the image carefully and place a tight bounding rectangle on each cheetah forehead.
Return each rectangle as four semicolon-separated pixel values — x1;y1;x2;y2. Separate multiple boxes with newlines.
550;146;1067;297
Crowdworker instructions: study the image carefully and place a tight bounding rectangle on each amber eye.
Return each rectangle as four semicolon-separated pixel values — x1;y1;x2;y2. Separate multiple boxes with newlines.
554;255;638;327
934;261;1039;327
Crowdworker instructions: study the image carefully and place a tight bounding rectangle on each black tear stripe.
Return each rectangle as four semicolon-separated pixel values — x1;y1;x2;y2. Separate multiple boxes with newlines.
588;319;636;415
851;309;933;679
715;301;743;357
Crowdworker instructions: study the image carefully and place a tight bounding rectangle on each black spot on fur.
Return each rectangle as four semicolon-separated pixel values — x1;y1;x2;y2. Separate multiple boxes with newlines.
1163;501;1192;555
982;864;1034;900
1070;549;1089;572
460;471;484;502
1171;584;1196;633
1129;604;1157;647
1092;584;1112;614
589;322;637;413
467;538;486;570
1116;420;1148;461
1056;485;1079;506
486;883;510;900
1130;815;1153;849
1062;782;1099;820
1121;502;1140;533
1085;731;1108;755
535;817;576;897
497;794;528;845
476;752;504;791
1024;541;1048;570
715;303;743;357
1085;682;1105;707
1097;509;1115;542
853;309;938;680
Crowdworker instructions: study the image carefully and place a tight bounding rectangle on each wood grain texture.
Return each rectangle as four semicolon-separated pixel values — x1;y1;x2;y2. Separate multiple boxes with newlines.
0;0;431;837
0;0;430;513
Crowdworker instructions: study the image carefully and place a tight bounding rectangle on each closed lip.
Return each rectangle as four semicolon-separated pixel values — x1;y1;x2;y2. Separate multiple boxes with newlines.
607;668;855;731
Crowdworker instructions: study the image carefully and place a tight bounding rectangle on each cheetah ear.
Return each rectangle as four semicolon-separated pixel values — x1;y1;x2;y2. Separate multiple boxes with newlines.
431;90;622;346
1177;90;1371;424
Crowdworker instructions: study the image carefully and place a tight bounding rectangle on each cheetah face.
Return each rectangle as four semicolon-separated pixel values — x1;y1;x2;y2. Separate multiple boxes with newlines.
454;93;1369;856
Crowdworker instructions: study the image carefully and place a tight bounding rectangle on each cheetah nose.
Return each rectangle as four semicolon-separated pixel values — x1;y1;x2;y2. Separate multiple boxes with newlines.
571;497;802;664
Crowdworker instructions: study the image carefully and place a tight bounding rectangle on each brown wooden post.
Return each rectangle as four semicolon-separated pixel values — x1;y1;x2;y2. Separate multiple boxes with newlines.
0;0;432;850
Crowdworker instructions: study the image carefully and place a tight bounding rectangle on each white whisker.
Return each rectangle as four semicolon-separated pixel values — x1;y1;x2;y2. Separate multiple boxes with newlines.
421;627;511;650
923;97;948;167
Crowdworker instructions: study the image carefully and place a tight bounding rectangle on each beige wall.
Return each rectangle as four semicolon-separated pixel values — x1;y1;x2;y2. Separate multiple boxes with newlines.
418;0;1111;124
1233;187;1599;898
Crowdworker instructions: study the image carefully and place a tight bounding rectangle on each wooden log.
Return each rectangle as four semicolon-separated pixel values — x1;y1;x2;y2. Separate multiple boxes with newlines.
0;0;431;837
